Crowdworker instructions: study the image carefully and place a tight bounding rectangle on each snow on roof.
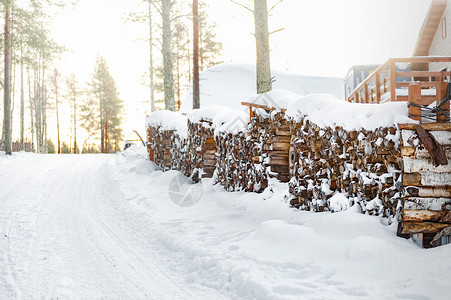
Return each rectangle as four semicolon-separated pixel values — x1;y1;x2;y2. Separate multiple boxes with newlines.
285;94;417;131
186;105;233;124
213;110;250;136
146;110;188;137
245;89;299;111
180;63;345;113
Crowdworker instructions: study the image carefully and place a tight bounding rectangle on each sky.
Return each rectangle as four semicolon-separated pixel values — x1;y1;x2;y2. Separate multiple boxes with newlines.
45;0;431;145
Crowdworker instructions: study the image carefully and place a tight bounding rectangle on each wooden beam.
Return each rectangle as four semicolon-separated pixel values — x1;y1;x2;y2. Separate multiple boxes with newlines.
399;123;451;131
408;84;422;121
403;210;451;223
436;81;449;122
390;60;396;101
375;72;381;104
396;71;449;78
401;221;450;234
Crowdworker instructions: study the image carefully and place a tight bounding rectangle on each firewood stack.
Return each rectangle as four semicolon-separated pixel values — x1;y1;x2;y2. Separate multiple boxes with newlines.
398;123;451;248
147;125;173;171
287;116;403;218
249;109;292;183
184;119;216;183
214;127;269;192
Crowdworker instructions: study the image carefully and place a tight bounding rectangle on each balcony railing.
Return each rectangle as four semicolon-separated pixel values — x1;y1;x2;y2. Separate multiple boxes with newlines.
347;57;451;122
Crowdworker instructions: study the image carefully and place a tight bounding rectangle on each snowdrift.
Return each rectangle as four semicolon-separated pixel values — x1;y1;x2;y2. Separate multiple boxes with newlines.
179;63;345;113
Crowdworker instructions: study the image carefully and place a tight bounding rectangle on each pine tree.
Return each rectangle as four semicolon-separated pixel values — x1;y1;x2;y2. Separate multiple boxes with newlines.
83;56;124;153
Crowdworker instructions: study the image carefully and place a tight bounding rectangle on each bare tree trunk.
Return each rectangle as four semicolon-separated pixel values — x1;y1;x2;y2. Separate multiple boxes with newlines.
3;2;12;154
148;0;155;112
20;47;24;150
254;0;272;94
27;65;35;152
53;69;61;154
192;0;200;109
73;93;77;153
162;0;175;111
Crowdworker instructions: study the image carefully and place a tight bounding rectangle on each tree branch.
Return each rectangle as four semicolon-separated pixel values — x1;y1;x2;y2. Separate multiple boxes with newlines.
269;27;285;35
230;0;253;13
268;0;283;13
151;1;162;16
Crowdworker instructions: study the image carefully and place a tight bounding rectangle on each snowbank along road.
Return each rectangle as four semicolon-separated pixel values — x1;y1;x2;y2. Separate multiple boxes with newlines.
1;149;450;299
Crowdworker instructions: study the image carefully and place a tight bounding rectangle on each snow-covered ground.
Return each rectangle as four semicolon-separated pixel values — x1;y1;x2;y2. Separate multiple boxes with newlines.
180;63;345;113
1;149;450;299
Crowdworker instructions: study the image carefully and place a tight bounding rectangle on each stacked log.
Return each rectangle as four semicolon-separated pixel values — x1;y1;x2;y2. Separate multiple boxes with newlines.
214;114;268;192
399;123;451;248
183;119;216;182
287;117;403;218
146;110;188;171
249;109;292;183
147;126;173;171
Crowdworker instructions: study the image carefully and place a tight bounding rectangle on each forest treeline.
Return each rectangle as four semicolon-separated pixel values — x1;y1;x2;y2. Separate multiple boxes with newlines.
0;0;275;154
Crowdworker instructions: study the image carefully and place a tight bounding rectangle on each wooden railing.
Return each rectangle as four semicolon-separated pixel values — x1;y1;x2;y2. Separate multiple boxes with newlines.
347;57;451;122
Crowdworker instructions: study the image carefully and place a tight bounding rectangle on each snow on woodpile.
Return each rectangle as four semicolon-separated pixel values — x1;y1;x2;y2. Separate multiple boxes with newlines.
213;110;268;192
244;90;299;184
180;63;345;113
146;110;188;171
146;110;188;137
284;94;417;219
285;93;416;131
246;89;299;111
185;106;235;182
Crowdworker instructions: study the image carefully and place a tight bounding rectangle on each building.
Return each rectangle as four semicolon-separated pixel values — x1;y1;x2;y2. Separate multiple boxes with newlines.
413;0;450;72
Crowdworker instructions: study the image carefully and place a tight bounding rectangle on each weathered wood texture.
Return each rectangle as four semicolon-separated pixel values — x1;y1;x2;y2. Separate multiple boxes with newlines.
400;126;451;246
183;120;216;182
147;126;174;171
250;109;292;183
287;117;403;218
214;129;268;192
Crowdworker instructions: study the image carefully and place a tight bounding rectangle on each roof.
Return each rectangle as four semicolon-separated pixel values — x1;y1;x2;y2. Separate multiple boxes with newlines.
413;0;447;56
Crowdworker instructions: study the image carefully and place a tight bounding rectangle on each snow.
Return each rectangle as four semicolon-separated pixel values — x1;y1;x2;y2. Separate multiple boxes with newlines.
180;63;345;113
2;151;450;299
213;110;250;136
285;93;417;131
187;105;233;124
146;110;188;137
245;89;300;110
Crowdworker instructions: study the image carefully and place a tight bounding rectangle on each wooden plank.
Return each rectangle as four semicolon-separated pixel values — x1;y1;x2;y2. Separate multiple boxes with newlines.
375;71;381;104
390;60;396;101
405;172;451;186
404;197;451;211
397;95;437;106
396;71;448;78
405;186;451;198
399;123;451;131
392;57;451;63
401;222;450;234
403;157;451;173
403;210;451;223
395;82;437;88
436;81;449;123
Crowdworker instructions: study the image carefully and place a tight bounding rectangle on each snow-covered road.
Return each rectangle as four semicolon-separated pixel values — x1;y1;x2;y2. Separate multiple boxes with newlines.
1;150;450;299
0;153;219;299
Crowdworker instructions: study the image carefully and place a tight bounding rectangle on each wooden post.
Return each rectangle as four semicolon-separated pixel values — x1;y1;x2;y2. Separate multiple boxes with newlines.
364;83;369;103
356;93;360;103
389;60;396;102
375;72;381;104
436;81;449;122
408;83;422;122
